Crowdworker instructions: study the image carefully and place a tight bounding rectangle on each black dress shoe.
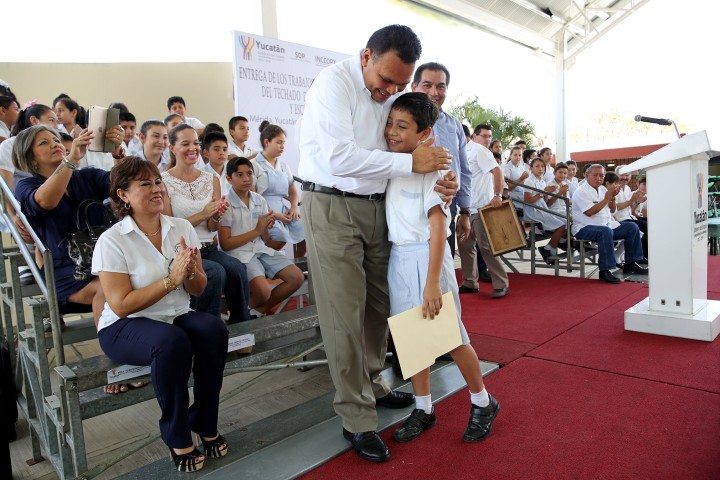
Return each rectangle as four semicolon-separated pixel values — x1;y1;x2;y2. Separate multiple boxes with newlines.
464;394;500;442
490;287;509;299
478;270;492;283
458;285;480;294
342;428;390;463
623;262;649;275
376;390;414;409
599;270;622;284
538;247;554;265
393;408;436;442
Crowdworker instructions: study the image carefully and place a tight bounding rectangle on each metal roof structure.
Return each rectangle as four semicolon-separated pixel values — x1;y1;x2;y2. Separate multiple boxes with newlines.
400;0;651;160
261;0;652;160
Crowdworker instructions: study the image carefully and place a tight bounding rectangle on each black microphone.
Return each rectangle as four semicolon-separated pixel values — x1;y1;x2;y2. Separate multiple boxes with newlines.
634;115;672;126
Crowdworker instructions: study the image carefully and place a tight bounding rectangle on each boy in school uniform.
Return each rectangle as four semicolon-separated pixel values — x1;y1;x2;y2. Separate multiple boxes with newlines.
119;111;143;156
218;157;304;316
202;132;231;197
227;116;257;160
384;92;500;443
167;96;205;134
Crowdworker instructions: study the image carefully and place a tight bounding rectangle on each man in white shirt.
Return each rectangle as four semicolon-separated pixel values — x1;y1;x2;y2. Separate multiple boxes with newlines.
467;126;509;298
458;124;494;291
614;173;648;259
571;164;647;283
298;25;455;463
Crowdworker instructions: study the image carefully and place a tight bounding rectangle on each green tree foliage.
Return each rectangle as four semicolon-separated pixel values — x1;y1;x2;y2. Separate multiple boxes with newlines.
448;96;537;148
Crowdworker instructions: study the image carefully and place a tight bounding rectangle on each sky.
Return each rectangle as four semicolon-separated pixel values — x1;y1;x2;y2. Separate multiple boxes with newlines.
2;0;716;153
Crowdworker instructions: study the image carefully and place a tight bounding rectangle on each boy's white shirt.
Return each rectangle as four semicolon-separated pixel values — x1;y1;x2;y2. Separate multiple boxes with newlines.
386;170;450;245
220;188;279;263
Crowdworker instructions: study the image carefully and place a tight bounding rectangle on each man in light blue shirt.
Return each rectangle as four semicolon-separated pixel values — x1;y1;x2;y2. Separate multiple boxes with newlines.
411;62;471;258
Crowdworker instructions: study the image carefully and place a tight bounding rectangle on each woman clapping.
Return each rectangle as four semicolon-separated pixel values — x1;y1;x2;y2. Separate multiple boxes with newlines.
92;157;229;472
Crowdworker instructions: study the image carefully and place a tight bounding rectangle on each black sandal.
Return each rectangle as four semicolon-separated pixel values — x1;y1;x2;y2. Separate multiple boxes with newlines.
170;447;205;472
200;434;228;458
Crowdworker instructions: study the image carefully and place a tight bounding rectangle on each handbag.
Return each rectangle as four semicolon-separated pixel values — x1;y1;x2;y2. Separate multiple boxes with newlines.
67;200;116;281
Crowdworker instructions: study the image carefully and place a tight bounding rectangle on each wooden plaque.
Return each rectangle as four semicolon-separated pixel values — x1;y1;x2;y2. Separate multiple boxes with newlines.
478;199;526;256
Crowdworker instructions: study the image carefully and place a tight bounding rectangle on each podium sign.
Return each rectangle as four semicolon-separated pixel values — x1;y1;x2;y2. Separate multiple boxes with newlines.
617;130;720;341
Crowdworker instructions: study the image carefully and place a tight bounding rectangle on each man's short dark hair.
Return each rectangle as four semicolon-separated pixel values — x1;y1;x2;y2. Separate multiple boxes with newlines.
413;62;450;86
474;124;491;135
167;96;185;110
366;25;421;64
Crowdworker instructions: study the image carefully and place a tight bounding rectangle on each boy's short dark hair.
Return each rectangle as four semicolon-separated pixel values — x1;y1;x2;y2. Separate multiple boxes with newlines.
389;92;438;132
59;132;74;143
167;96;185;110
555;162;568;171
229;116;249;130
565;160;577;167
203;132;228;151
226;156;254;177
119;111;136;123
366;25;421;64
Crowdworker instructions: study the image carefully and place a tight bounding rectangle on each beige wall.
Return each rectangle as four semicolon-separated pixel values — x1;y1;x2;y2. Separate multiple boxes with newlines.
1;63;236;129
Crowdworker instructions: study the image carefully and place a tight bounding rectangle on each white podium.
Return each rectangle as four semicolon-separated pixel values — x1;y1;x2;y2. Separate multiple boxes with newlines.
617;131;720;341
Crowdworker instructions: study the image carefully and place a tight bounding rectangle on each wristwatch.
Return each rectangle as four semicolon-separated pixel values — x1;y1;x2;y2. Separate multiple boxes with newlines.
494;193;502;197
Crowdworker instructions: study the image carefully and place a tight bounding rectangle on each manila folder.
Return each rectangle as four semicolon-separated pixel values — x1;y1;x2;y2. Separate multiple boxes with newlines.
387;292;462;380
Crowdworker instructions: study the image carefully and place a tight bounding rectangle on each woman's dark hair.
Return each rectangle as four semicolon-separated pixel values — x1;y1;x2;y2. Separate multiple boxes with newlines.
167;124;197;169
389;92;438;132
259;122;285;149
226;156;254;177
538;147;552;158
11;104;53;136
489;140;502;151
109;156;162;218
54;97;87;129
0;80;18;103
522;149;537;163
529;157;545;172
140;119;166;136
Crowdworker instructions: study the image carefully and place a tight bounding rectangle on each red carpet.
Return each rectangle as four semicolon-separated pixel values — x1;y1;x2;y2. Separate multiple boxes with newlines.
468;333;536;365
530;289;720;393
709;255;720;293
460;273;646;344
301;260;720;479
303;358;720;480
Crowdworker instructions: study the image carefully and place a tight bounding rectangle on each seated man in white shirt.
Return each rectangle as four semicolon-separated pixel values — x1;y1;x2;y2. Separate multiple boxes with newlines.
571;165;647;283
615;172;648;260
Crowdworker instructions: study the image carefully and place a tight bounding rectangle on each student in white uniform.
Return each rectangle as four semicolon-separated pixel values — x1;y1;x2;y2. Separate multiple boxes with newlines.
252;121;305;257
523;158;568;264
218;157;304;316
566;160;580;196
384;92;499;444
503;146;529;213
201;132;231;197
227;116;257;160
167;96;205;135
539;147;555;183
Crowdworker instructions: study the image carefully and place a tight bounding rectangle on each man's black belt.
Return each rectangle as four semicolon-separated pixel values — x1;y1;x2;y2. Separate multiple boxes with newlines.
302;182;385;201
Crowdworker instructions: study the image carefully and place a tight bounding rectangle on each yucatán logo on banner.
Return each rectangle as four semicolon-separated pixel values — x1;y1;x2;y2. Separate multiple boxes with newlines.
240;36;255;60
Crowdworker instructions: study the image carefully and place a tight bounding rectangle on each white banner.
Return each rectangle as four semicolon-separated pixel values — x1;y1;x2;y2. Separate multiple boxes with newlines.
231;31;348;176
